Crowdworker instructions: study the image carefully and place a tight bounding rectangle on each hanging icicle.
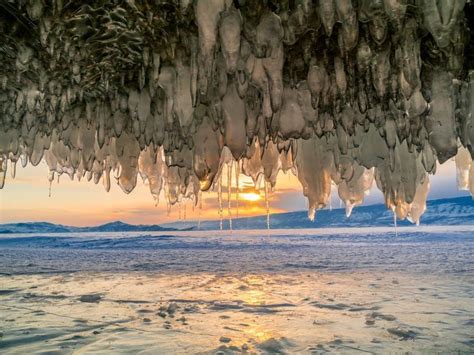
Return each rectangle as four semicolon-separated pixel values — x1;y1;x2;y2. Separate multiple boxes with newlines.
198;190;202;230
218;173;223;231
235;160;240;219
264;180;270;231
227;162;233;231
0;0;471;226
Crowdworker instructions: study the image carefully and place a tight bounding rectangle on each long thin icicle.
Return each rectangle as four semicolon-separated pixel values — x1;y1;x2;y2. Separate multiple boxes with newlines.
235;160;240;218
227;162;233;231
218;173;223;231
198;190;202;230
393;210;398;238
264;179;270;230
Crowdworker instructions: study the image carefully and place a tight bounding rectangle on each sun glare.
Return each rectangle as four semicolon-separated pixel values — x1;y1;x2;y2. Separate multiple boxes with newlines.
240;192;261;202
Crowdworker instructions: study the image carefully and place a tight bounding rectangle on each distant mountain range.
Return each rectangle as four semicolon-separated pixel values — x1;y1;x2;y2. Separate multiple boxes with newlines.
0;220;179;234
164;196;474;230
1;196;472;234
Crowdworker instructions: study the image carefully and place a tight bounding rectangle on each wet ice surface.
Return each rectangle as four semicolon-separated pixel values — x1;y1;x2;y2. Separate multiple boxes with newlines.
0;227;473;353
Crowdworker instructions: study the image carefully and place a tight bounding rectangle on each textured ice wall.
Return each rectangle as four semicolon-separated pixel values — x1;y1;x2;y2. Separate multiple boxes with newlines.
0;0;473;223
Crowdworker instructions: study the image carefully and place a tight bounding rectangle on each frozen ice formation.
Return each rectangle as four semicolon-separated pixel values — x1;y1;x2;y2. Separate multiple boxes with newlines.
1;0;474;225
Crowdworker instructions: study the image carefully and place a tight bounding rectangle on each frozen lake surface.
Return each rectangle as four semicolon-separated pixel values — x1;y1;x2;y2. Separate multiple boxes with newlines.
0;226;473;353
0;226;473;275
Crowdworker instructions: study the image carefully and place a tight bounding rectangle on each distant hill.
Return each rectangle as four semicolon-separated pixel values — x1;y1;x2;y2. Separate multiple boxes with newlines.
0;220;179;234
79;221;179;233
0;222;72;234
164;196;474;230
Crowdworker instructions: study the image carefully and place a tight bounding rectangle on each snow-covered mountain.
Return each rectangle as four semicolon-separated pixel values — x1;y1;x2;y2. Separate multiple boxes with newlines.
168;196;474;231
1;197;472;234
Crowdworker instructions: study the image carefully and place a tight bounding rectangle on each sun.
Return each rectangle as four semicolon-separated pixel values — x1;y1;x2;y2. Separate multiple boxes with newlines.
240;192;261;202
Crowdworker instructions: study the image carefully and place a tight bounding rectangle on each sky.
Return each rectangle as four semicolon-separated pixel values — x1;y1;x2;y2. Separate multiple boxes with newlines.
0;158;469;226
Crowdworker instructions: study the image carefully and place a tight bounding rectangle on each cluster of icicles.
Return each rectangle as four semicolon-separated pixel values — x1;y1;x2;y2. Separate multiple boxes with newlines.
0;0;473;225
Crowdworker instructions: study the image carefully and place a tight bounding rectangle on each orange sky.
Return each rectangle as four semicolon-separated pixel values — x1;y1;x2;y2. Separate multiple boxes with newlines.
0;159;467;226
0;162;301;226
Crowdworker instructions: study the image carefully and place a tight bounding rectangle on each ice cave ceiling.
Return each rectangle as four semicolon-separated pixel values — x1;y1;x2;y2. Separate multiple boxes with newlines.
0;0;474;223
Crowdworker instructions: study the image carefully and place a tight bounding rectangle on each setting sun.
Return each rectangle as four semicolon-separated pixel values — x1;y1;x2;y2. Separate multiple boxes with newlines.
240;192;262;202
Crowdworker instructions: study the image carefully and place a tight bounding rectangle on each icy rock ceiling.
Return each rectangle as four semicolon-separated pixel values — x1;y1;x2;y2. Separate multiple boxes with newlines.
1;0;474;223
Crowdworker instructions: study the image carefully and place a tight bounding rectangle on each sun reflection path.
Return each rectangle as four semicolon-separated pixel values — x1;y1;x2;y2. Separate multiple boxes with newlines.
237;276;278;344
